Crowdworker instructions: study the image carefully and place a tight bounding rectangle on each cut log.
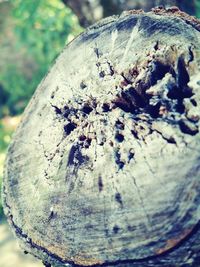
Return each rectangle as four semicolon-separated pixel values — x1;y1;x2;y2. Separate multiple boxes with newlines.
3;7;200;267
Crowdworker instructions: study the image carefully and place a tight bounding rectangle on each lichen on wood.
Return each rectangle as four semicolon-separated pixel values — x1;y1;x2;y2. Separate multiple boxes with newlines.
3;7;200;267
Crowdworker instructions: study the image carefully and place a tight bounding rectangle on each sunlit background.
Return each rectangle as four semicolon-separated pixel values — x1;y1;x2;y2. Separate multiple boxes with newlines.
0;1;200;266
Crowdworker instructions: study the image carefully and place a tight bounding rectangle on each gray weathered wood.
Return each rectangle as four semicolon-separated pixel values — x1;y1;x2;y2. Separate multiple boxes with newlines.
3;7;200;267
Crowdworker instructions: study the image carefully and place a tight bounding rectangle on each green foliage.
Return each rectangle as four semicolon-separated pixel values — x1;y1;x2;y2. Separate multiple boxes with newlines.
196;0;200;17
12;0;81;66
0;0;82;117
0;122;13;153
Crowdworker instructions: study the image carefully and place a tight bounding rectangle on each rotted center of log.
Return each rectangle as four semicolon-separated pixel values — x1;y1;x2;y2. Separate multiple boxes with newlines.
54;43;199;144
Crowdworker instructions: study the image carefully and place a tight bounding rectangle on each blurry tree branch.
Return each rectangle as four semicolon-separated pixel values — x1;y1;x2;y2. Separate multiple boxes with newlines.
62;0;196;27
61;0;103;27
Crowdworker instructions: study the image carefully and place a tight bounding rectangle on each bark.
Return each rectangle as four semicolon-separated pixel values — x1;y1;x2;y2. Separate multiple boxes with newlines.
3;7;200;267
62;0;196;27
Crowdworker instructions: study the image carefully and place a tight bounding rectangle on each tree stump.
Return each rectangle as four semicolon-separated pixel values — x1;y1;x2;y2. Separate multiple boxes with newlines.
3;7;200;267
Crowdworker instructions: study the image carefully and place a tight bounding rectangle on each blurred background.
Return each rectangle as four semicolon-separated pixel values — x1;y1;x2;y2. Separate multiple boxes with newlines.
0;1;200;266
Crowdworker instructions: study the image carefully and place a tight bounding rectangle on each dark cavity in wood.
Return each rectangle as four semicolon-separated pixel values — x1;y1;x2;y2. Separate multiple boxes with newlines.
115;192;123;208
98;176;103;192
64;122;77;136
114;149;125;170
67;144;89;167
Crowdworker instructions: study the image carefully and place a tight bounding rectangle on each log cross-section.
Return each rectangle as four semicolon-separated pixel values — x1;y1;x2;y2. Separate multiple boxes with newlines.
3;7;200;267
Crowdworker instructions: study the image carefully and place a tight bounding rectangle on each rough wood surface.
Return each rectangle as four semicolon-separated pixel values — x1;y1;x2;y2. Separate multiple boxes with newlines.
3;7;200;267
